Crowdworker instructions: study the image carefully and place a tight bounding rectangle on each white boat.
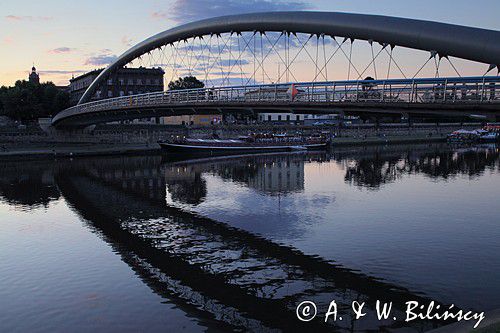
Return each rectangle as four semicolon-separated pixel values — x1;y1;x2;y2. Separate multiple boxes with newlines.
480;132;499;142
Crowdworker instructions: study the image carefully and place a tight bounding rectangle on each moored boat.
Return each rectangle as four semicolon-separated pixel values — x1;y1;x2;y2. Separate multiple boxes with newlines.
159;133;329;154
479;132;499;142
447;129;480;143
480;125;500;142
447;126;500;143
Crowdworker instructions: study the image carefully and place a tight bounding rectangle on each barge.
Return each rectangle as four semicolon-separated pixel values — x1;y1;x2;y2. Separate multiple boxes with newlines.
159;134;329;154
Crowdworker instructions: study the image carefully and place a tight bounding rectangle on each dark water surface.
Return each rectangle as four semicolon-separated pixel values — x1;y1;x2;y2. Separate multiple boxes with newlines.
1;143;499;332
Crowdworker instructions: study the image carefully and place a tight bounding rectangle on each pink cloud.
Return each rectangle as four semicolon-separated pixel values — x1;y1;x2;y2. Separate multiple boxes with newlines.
3;37;13;44
48;47;75;54
151;11;168;20
5;15;53;22
84;53;118;66
39;70;86;75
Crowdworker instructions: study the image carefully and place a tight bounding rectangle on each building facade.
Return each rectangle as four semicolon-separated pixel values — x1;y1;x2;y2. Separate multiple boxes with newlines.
69;67;164;106
161;114;223;126
257;112;305;123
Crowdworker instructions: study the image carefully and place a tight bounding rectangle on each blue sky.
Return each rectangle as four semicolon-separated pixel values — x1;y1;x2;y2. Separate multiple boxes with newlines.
1;0;499;86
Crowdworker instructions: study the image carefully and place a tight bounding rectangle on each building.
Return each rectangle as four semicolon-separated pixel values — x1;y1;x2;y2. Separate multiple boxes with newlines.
257;112;305;123
257;112;362;125
28;66;40;84
69;67;164;106
303;114;342;126
161;114;222;126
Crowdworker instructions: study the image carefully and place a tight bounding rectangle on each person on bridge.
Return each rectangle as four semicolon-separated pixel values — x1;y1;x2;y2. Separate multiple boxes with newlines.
287;84;299;101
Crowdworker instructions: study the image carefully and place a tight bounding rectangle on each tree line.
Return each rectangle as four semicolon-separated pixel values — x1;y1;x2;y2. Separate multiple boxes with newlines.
0;76;203;122
0;80;70;122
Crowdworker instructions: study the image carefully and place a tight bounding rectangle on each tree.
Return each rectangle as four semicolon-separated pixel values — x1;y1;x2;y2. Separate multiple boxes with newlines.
0;80;69;121
0;85;8;116
168;76;204;90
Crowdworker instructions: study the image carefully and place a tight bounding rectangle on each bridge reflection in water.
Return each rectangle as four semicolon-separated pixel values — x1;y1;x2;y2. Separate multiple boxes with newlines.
0;144;498;331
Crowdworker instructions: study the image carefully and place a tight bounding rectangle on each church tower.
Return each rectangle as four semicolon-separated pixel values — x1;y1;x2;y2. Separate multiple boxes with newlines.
29;65;40;84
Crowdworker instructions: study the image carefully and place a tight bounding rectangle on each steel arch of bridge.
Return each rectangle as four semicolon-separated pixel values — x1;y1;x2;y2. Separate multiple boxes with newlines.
78;11;500;105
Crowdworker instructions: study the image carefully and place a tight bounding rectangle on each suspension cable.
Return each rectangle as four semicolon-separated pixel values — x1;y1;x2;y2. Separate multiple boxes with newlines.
384;48;407;79
386;46;393;80
348;40;353;80
322;34;328;81
336;39;361;79
312;37;344;82
370;41;378;79
446;57;461;77
314;35;319;81
263;32;287;81
356;45;385;81
434;56;441;78
237;34;244;85
220;31;254;85
412;56;432;79
261;32;265;84
278;33;313;83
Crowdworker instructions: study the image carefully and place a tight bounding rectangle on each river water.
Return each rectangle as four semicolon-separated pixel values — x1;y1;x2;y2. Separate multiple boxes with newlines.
0;143;499;332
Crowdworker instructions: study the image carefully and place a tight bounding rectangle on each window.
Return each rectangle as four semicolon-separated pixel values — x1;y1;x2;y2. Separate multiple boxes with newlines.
154;79;160;85
108;90;113;97
96;90;101;98
128;91;134;95
119;91;125;97
128;79;133;85
137;79;142;85
118;78;124;85
145;79;151;85
107;79;113;85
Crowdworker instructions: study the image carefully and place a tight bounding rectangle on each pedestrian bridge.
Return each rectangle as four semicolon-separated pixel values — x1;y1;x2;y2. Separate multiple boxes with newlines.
53;76;500;127
52;11;500;127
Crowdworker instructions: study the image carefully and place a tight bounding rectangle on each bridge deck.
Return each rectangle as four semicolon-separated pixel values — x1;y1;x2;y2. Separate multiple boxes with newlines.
54;76;500;127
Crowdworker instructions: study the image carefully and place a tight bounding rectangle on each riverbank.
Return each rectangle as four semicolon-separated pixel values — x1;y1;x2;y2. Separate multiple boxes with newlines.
0;143;159;160
331;133;445;146
2;122;493;159
0;133;450;160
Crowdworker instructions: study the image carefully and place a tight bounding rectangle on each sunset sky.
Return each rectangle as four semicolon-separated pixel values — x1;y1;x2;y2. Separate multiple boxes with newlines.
2;0;499;87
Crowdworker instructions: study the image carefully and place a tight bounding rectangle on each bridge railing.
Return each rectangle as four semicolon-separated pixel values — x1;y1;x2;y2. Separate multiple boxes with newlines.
58;77;500;121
